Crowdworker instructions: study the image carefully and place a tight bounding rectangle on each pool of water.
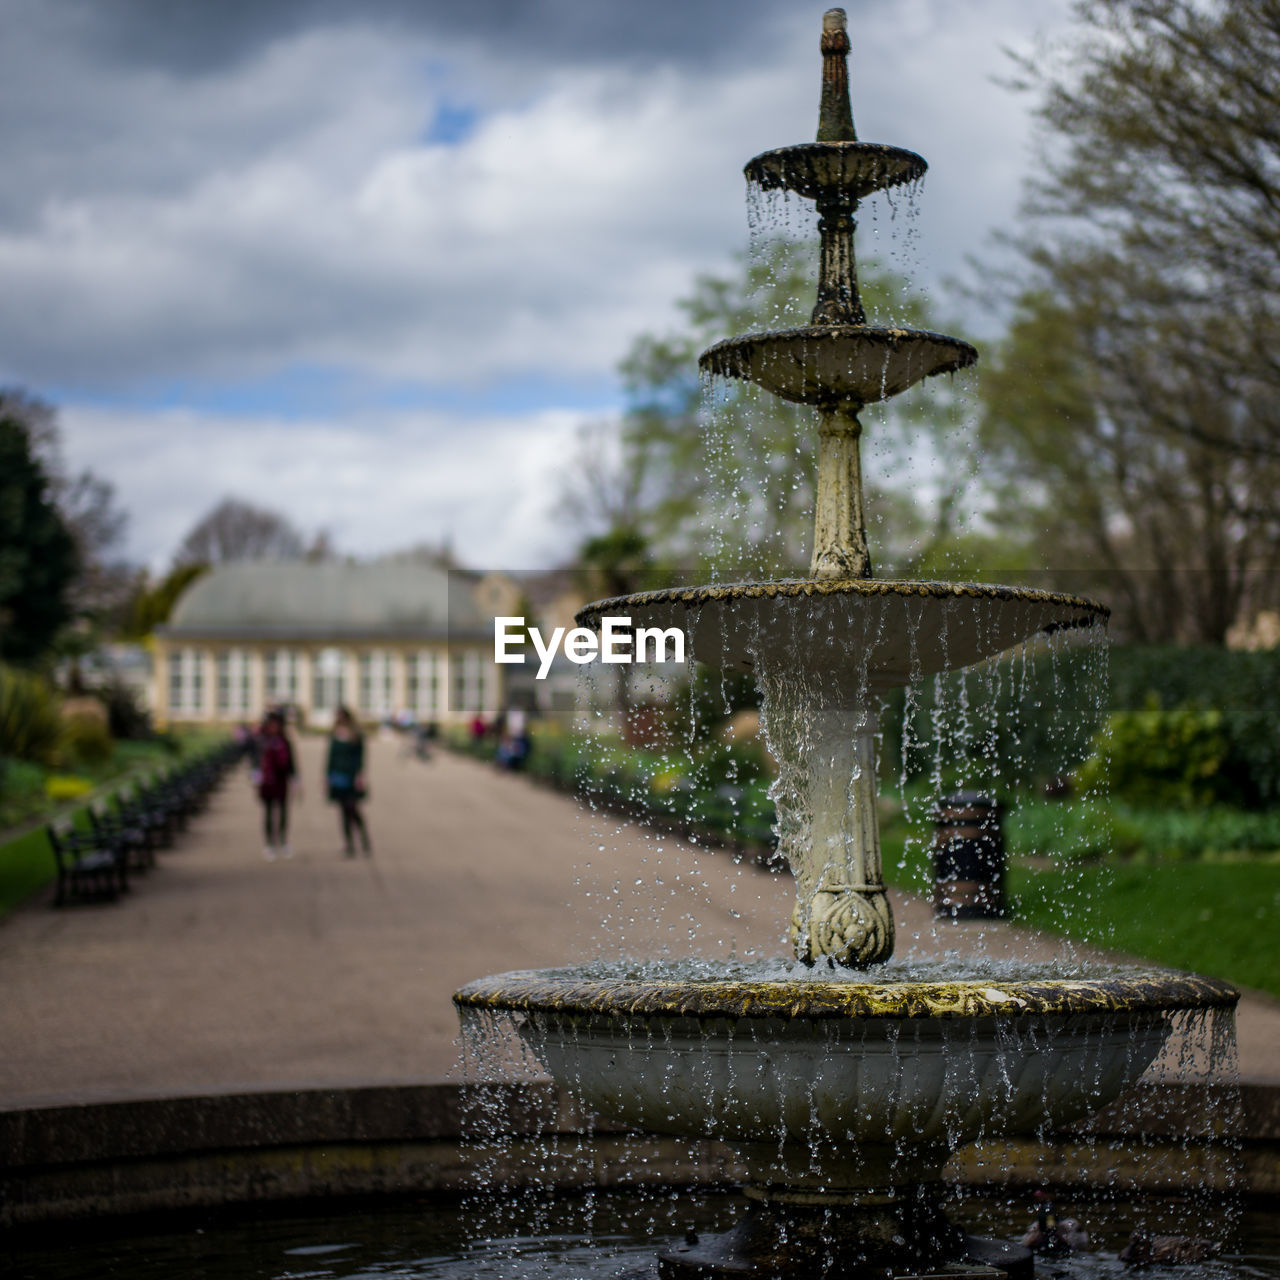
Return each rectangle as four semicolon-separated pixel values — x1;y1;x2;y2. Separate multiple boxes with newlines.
7;1191;1278;1280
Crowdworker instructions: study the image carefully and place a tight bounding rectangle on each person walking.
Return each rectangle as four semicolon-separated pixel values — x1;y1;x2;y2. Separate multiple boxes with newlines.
257;710;297;859
326;706;371;856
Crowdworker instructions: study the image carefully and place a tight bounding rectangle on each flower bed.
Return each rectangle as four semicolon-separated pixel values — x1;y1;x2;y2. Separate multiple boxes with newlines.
448;725;779;863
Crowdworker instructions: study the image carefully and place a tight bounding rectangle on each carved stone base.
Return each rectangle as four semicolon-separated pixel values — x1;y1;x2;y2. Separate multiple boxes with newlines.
791;885;895;968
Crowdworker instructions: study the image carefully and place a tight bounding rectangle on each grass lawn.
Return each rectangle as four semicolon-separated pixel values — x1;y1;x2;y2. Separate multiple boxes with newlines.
881;805;1280;1000
1008;859;1280;998
0;737;201;832
0;817;93;917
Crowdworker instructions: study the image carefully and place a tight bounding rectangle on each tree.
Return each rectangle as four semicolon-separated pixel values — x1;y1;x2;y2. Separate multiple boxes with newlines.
984;0;1280;638
0;387;135;627
122;563;210;640
1014;0;1280;463
562;239;987;582
559;418;655;558
0;413;78;665
981;280;1280;642
384;537;460;570
173;497;306;567
575;524;658;721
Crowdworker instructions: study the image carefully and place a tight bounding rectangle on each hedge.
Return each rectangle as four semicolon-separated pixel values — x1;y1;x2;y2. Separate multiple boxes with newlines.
882;644;1280;806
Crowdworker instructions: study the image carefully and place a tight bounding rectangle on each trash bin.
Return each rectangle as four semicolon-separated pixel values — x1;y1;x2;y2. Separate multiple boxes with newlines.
932;792;1005;920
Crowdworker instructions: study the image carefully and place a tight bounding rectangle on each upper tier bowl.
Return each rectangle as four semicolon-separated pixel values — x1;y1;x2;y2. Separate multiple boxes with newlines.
746;141;927;202
577;579;1108;684
700;325;977;408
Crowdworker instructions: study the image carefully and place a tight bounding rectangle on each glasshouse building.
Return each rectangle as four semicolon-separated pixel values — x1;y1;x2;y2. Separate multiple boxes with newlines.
153;560;510;728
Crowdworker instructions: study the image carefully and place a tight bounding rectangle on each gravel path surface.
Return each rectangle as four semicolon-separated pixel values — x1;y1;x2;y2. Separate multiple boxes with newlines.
2;734;1276;1109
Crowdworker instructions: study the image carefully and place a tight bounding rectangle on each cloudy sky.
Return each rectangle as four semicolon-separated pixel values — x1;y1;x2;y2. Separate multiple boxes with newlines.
1;0;1073;572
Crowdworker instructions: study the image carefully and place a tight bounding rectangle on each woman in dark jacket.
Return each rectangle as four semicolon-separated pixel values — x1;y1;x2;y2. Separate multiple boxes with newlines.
257;710;296;859
326;706;370;856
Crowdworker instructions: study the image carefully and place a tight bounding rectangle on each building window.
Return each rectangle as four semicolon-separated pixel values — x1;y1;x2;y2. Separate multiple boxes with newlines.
359;650;394;717
168;648;204;716
313;648;345;715
452;656;466;713
406;650;443;718
168;651;184;712
216;653;230;714
264;649;300;704
216;649;251;716
452;649;486;714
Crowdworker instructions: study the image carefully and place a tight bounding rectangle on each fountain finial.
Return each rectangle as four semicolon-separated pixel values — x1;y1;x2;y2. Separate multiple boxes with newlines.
818;9;857;142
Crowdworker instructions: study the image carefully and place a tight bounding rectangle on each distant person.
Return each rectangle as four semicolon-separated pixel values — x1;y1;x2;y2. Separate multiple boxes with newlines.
498;705;530;771
256;710;297;860
326;706;371;857
469;712;487;743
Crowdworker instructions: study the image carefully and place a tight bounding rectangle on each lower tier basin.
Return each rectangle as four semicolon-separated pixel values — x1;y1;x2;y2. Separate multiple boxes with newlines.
455;962;1238;1192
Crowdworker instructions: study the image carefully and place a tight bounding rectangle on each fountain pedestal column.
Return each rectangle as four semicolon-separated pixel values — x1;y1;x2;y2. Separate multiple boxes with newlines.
810;407;872;579
780;672;894;968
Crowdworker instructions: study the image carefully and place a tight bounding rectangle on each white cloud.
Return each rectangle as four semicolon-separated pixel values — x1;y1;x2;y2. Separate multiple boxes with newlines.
0;1;1069;394
3;0;1075;565
61;402;590;571
0;27;758;388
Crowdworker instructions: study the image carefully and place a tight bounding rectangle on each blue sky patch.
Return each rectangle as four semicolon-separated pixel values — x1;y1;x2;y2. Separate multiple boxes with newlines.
424;99;479;146
50;364;622;423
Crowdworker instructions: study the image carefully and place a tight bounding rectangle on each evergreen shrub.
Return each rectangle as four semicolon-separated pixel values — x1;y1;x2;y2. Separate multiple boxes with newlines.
1077;700;1232;807
61;714;114;767
0;665;63;766
884;644;1280;806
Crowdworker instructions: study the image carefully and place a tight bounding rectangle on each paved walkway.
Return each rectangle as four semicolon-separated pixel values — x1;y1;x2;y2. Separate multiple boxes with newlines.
2;735;1277;1109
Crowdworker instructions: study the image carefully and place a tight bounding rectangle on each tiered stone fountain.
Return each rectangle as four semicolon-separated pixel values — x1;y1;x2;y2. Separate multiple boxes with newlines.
456;12;1237;1277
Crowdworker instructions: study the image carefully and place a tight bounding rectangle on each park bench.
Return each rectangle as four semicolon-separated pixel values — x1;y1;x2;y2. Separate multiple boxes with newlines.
47;815;127;906
144;763;210;833
88;795;156;874
45;742;240;908
142;776;186;832
109;748;238;856
113;779;177;851
158;767;206;824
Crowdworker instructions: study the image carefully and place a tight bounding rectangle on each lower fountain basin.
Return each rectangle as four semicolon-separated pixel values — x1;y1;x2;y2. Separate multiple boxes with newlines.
455;964;1237;1191
576;579;1108;682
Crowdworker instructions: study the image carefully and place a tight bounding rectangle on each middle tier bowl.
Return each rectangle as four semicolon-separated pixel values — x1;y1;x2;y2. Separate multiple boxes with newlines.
577;579;1108;683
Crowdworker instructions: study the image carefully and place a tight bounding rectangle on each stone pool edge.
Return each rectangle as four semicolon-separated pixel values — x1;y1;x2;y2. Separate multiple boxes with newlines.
2;1080;1276;1227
